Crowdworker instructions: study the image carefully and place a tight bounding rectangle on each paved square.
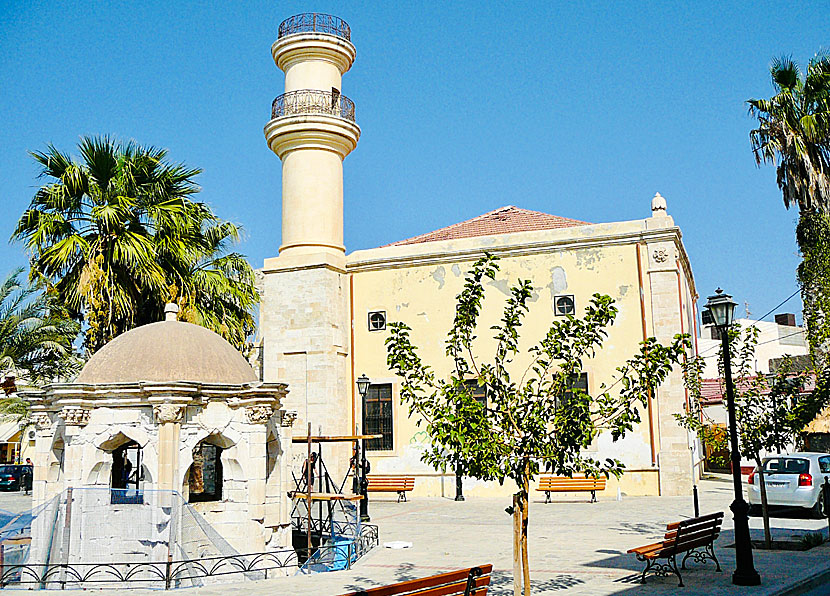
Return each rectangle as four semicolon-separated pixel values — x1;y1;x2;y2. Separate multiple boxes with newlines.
3;478;828;595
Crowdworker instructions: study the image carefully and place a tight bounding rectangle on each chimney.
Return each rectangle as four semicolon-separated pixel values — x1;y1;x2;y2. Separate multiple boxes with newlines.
774;313;796;327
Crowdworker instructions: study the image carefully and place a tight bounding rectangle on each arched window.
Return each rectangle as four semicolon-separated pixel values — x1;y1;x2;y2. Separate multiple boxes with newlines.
110;440;143;504
188;443;223;503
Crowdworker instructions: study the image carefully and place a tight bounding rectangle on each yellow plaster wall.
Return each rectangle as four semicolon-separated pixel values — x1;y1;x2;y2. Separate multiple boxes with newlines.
346;218;694;497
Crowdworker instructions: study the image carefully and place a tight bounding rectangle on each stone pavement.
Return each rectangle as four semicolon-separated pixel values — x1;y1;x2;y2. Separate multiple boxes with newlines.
3;478;829;595
142;477;830;596
0;489;34;514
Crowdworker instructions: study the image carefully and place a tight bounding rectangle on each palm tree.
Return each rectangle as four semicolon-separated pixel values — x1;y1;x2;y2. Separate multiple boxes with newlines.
12;136;259;354
150;201;258;351
748;55;830;212
748;55;830;363
0;267;80;388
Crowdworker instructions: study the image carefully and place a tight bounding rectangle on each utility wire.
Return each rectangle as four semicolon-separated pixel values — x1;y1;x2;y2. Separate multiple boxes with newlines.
753;289;800;323
696;288;803;358
698;329;805;358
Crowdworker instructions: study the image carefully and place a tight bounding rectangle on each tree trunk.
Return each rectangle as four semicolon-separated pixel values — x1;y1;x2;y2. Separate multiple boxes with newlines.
521;480;530;596
757;460;772;548
512;492;522;596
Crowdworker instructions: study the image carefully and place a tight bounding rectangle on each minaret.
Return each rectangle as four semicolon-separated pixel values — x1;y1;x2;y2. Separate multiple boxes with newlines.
264;13;360;265
260;14;358;468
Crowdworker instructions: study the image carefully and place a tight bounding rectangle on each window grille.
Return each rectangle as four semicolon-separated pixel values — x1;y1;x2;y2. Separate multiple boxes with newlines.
559;372;588;410
189;444;223;502
363;384;393;451
462;379;488;407
368;311;386;331
110;440;143;504
554;295;575;316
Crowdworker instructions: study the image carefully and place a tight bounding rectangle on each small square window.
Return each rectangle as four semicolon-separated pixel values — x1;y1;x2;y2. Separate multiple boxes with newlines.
368;311;386;331
554;295;575;316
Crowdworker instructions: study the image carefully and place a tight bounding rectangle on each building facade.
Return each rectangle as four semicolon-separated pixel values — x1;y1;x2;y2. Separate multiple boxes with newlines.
259;14;698;498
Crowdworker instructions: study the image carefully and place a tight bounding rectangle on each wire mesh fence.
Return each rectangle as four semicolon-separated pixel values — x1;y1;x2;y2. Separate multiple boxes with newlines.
0;487;378;590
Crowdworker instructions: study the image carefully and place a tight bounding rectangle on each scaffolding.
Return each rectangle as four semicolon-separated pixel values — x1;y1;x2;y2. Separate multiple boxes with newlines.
289;428;380;572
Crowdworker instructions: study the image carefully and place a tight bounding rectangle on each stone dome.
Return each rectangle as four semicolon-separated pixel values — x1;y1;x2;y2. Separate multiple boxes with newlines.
74;320;258;385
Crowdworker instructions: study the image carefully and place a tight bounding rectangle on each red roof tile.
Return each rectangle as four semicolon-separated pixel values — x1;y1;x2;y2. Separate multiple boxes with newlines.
700;374;816;405
384;206;589;247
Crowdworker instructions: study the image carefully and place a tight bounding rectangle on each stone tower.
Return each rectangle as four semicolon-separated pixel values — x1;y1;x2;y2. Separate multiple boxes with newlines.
260;14;359;460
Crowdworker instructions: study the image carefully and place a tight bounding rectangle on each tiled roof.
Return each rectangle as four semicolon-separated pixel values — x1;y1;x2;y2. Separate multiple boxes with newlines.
700;374;817;406
384;206;589;247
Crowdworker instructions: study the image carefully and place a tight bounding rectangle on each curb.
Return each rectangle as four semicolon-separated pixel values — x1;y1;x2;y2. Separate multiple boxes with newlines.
772;565;830;596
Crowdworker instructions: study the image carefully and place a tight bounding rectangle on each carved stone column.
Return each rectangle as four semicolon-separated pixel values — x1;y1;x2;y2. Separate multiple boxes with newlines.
58;407;90;488
31;413;54;506
245;405;274;524
153;404;184;496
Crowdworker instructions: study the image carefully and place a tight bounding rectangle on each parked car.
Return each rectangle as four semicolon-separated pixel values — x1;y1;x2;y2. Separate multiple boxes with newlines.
747;452;830;518
0;465;32;491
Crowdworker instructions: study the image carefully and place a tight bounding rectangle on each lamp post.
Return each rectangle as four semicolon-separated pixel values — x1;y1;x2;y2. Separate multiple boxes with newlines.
705;289;761;586
356;374;371;522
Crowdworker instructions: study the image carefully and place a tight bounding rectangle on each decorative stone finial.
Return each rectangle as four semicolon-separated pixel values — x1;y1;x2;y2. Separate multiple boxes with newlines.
164;303;179;322
651;192;667;215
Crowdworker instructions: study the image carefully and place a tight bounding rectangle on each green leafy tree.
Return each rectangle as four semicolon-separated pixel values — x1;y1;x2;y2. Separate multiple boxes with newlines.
12;136;257;353
748;55;830;364
679;325;828;548
0;268;81;423
386;254;687;596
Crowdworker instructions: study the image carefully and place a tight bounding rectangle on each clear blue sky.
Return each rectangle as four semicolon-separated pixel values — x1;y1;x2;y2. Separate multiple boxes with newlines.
1;2;826;323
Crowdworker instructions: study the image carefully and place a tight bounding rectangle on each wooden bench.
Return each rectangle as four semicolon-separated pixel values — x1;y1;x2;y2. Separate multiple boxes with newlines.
627;512;724;587
367;475;415;502
536;475;606;503
339;565;492;596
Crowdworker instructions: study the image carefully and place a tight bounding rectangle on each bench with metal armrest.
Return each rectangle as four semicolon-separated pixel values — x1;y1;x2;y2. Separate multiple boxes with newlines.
627;512;724;587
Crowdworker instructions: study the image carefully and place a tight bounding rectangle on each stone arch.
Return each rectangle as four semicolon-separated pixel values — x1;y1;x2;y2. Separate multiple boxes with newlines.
92;427;157;490
264;424;285;527
47;433;65;484
180;429;246;503
85;460;110;486
96;427;151;451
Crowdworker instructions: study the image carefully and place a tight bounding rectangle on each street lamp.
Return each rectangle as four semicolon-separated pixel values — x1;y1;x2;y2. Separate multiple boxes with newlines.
356;374;371;522
705;288;761;586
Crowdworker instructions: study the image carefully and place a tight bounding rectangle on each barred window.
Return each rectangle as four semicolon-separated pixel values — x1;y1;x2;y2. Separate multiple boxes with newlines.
559;373;588;409
554;295;575;316
368;311;387;331
110;440;143;504
462;379;488;407
363;383;393;451
189;443;223;502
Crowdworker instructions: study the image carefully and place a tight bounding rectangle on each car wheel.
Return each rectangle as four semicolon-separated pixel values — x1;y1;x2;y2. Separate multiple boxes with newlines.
811;493;826;519
748;504;762;516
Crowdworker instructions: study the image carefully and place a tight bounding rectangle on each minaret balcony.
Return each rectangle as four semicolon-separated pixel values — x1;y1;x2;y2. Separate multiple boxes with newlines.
271;90;356;122
278;13;350;41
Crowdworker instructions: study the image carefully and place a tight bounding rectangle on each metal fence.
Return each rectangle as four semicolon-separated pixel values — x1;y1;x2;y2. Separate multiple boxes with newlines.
0;544;349;589
278;13;350;41
0;488;378;590
271;90;356;122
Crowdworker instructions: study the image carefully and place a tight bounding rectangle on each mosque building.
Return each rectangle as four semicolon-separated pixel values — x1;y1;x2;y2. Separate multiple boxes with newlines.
259;13;698;498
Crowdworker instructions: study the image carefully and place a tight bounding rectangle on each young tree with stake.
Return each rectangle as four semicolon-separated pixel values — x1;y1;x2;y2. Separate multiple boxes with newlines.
386;254;687;596
679;325;828;549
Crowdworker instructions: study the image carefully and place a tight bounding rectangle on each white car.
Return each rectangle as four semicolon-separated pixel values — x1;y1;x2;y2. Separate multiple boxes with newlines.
747;452;830;518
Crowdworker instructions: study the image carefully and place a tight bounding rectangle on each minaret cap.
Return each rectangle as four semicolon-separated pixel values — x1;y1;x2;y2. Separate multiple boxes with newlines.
651;192;667;215
164;303;180;322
